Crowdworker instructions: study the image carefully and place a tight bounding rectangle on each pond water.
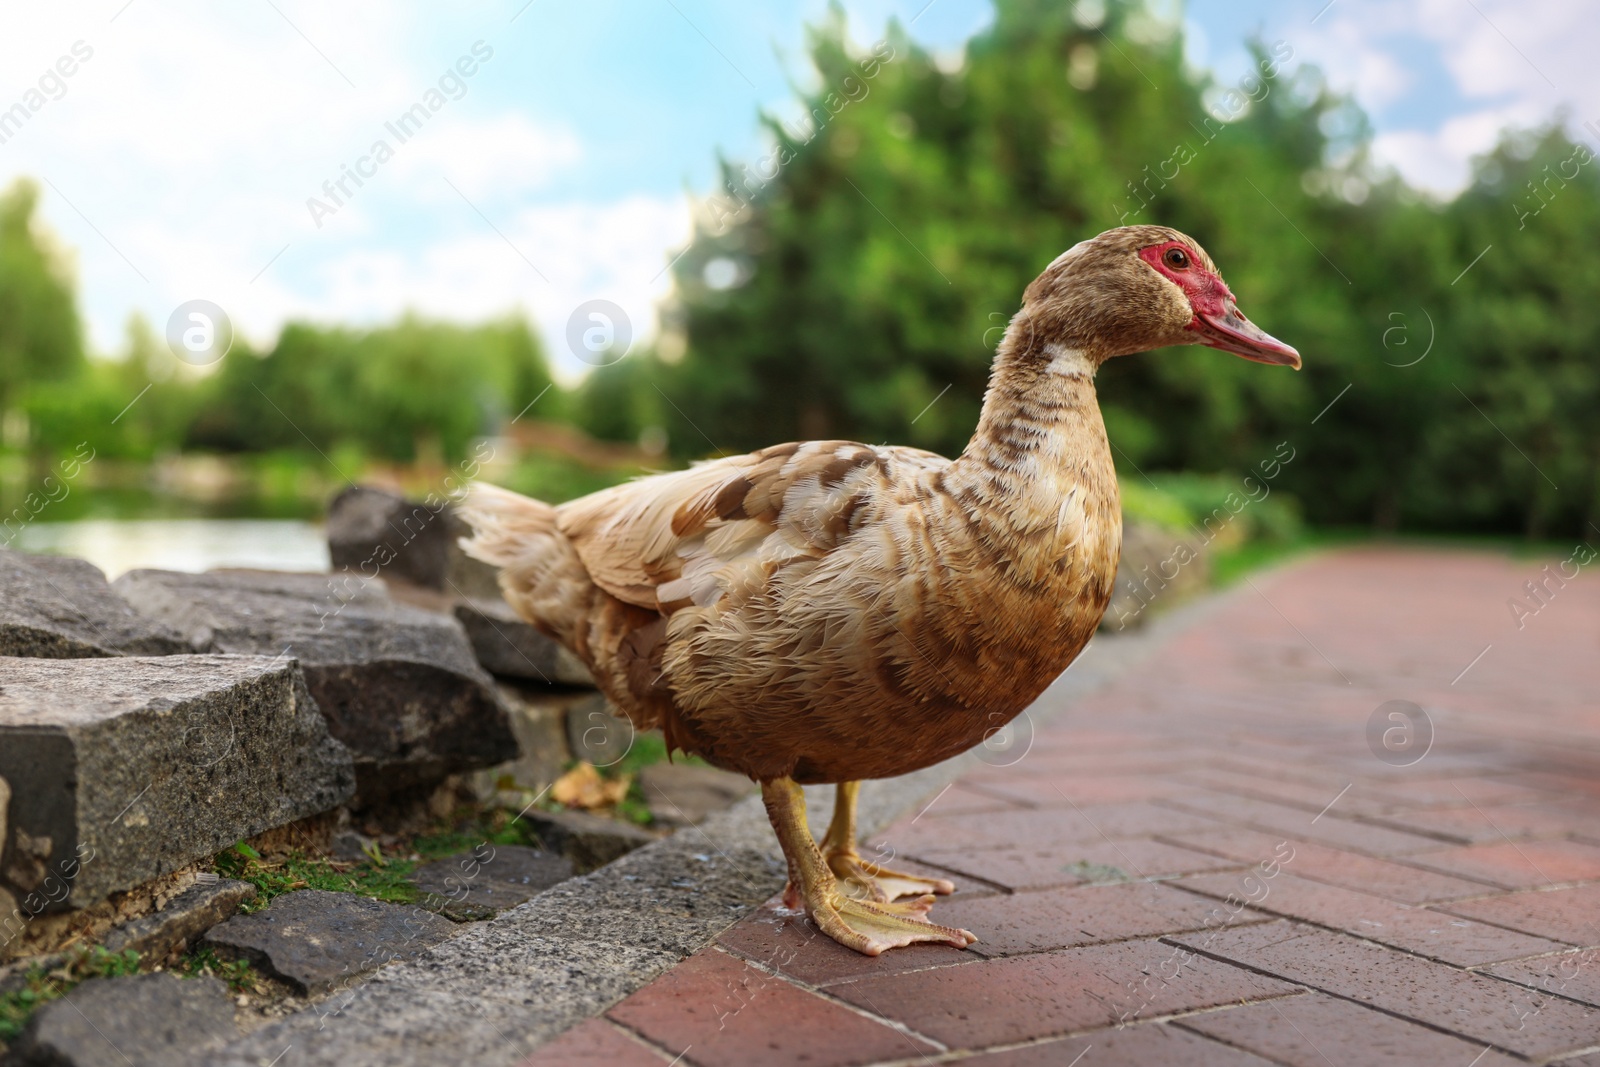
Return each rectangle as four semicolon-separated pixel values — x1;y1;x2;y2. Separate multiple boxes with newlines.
15;519;330;579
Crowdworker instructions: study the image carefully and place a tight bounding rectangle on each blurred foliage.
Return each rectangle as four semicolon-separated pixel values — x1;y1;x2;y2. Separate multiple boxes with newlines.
646;0;1600;539
1;0;1597;538
0;180;82;421
188;315;554;463
0;946;140;1042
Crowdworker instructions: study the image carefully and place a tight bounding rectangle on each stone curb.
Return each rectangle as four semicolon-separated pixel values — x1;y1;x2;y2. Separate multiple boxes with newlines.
205;582;1241;1067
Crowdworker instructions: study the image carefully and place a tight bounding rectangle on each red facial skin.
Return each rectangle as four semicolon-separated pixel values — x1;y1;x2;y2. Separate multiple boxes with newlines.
1138;240;1234;320
1137;240;1301;368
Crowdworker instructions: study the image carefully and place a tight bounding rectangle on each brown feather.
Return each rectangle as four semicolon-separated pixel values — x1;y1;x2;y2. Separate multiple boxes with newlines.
458;226;1242;784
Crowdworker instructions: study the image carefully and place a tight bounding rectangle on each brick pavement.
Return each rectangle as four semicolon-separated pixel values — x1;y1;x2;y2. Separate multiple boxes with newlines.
523;547;1600;1065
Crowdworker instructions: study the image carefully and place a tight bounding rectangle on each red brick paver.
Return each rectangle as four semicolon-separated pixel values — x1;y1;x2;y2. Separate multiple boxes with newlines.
605;949;937;1067
538;549;1600;1065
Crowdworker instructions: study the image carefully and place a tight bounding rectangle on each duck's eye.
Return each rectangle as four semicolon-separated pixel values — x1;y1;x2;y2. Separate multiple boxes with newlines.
1163;247;1190;270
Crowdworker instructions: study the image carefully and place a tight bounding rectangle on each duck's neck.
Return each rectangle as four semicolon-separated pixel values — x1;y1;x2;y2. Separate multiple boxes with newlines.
953;340;1114;494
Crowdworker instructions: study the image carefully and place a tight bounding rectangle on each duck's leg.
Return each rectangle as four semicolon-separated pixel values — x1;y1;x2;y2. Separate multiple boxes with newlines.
820;780;956;910
762;778;976;956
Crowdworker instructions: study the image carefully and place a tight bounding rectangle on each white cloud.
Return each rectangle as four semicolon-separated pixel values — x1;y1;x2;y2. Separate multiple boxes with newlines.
285;194;692;382
0;0;633;376
1278;0;1600;195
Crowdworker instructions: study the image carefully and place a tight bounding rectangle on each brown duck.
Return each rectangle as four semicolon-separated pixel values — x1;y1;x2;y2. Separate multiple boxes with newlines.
458;225;1300;955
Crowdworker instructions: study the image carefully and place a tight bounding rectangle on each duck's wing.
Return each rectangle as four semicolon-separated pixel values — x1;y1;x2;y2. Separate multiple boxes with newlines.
557;440;940;614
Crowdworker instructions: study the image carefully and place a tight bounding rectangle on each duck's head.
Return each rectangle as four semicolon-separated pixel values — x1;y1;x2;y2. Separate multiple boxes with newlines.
1016;224;1301;370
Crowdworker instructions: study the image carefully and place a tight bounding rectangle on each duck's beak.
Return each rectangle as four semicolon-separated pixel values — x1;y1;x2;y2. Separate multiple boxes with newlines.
1189;302;1301;369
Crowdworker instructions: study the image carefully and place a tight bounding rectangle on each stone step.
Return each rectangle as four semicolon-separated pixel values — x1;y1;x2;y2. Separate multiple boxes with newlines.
111;569;517;804
6;972;239;1066
451;598;593;686
102;877;257;959
407;845;573;916
0;656;353;913
519;809;657;873
0;549;188;658
201;888;456;996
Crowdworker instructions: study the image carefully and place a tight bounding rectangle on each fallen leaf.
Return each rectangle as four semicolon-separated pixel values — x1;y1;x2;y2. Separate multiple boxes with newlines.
551;762;632;809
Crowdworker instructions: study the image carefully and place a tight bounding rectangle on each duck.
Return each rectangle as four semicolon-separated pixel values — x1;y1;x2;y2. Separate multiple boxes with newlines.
458;225;1300;956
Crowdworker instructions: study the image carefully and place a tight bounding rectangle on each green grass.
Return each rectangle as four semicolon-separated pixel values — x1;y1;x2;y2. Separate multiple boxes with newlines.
214;844;421;914
173;946;266;994
588;732;712;827
210;805;560;914
0;947;141;1042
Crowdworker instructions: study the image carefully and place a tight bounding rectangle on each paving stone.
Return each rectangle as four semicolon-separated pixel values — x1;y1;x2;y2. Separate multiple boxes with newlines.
933;881;1269;959
1176;990;1525;1066
112;568;516;802
902;781;1027;816
1171;921;1600;1060
960;1023;1281;1066
6;972;237;1066
1174;871;1567;966
1363;801;1593;844
522;808;657;872
103;877;257;958
201;888;455;994
716;899;979;987
1486;949;1600;1009
639;763;756;827
0;656;353;908
326;484;456;590
909;837;1239;891
1441;884;1600;945
408;844;573;914
825;937;1299;1048
1157;791;1448;856
518;1018;671;1066
1402;840;1600;890
453;596;594;684
607;948;937;1067
208;929;682;1066
957;772;1183;807
0;548;187;658
1158;826;1499;903
872;803;1220;855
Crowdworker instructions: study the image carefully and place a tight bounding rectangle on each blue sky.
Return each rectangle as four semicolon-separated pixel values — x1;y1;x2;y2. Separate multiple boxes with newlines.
0;0;1592;379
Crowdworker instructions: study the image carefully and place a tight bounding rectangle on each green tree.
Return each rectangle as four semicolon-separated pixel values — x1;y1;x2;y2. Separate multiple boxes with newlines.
0;180;83;423
190;314;555;463
655;0;1600;538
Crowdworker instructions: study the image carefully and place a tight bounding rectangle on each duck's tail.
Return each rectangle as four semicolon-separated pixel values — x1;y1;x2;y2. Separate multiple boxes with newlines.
456;483;590;655
456;482;559;568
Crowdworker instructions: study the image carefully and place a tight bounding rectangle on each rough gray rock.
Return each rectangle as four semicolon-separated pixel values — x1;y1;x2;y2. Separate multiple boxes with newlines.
7;972;237;1066
467;684;586;801
409;845;573;915
451;598;594;684
639;762;756;827
564;693;637;768
1103;521;1211;632
111;568;517;802
520;809;657;873
0;774;17;962
103;877;256;959
0;656;353;909
326;485;455;590
0;549;187;658
201;889;455;995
